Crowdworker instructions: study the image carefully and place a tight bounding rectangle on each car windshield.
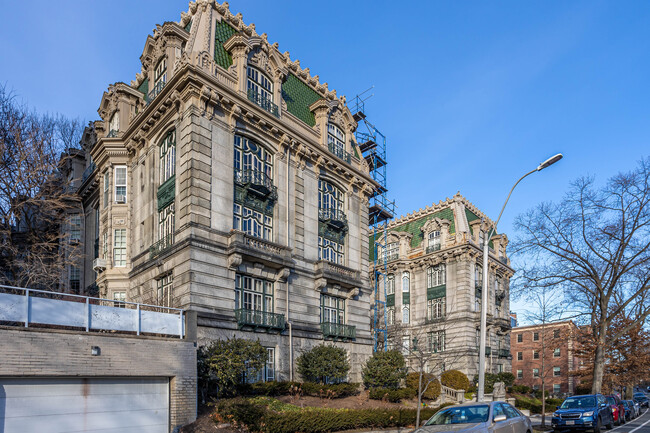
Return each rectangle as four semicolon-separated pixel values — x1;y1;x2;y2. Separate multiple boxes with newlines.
425;405;490;425
561;397;596;409
634;393;645;398
606;397;616;405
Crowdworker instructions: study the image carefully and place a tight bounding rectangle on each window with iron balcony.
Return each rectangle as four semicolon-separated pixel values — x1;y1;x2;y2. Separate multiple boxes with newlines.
247;67;278;117
147;57;166;104
426;230;441;253
321;294;355;340
235;274;284;330
233;136;276;241
327;123;351;164
318;179;347;264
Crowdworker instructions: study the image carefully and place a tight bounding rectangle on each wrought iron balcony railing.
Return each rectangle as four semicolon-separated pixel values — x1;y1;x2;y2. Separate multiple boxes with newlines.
146;80;166;105
426;243;441;254
235;308;285;330
328;142;352;164
81;162;96;183
247;89;279;117
234;169;275;198
321;322;356;340
377;253;399;266
318;208;348;230
149;234;174;260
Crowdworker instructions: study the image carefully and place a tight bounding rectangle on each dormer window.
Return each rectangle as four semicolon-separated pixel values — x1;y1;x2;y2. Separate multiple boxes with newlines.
427;230;441;252
247;67;278;116
108;112;119;138
148;57;167;103
327;124;350;163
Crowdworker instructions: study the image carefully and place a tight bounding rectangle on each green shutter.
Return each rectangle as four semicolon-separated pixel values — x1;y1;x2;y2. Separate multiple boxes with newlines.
427;285;446;300
386;294;395;307
157;175;175;211
402;292;410;305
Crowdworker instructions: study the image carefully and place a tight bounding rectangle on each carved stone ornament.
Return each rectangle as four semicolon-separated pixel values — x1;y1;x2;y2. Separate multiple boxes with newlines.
228;253;242;269
275;267;290;282
315;277;327;292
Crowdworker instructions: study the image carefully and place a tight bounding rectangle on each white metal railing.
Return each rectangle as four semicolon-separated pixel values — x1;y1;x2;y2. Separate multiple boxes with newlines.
0;285;185;339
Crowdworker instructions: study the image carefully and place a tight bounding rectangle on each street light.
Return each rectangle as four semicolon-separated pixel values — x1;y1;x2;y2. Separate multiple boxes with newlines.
477;153;563;402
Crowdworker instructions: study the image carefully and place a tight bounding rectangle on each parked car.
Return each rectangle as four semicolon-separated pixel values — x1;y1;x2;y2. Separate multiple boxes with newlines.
634;400;642;416
634;392;649;408
621;400;636;421
606;395;625;425
416;401;532;433
552;394;614;433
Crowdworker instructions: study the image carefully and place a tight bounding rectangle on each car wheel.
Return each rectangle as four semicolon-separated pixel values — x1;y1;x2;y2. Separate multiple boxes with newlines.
606;419;614;430
594;416;602;433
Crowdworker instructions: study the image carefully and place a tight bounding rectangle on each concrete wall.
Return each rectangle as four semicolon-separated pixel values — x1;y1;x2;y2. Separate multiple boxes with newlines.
0;326;197;432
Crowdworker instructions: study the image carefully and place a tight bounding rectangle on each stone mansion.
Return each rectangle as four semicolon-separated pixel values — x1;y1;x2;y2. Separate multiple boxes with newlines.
70;0;381;382
371;194;514;379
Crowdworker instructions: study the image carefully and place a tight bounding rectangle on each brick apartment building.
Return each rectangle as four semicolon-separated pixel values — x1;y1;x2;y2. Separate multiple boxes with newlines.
510;320;580;396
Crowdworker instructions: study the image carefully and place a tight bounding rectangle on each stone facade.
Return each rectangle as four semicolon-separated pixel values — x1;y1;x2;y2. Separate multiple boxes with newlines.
510;320;580;396
370;193;514;379
0;326;196;431
74;0;379;382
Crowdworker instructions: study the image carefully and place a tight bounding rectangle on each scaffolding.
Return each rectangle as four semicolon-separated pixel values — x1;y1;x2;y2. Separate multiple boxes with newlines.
351;89;395;352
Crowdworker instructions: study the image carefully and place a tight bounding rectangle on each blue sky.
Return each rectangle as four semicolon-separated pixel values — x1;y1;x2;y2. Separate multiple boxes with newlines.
2;1;650;319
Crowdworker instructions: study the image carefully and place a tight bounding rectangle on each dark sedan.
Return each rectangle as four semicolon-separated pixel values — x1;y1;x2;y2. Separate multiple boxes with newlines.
634;393;649;408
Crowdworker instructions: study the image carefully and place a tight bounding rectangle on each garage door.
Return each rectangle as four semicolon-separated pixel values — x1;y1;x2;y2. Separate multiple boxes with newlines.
0;377;169;433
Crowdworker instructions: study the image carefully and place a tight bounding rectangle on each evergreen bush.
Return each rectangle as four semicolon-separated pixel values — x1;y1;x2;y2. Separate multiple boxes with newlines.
405;372;441;400
362;350;407;389
296;345;350;384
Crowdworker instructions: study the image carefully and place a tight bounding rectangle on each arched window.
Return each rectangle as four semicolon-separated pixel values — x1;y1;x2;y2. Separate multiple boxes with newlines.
387;307;395;325
318;179;346;264
318;179;344;213
402;306;410;324
151;57;167;100
427;264;446;287
386;274;395;295
159;130;176;184
402;271;410;293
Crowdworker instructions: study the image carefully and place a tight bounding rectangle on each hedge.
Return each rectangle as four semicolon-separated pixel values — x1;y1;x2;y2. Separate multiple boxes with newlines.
217;398;440;433
368;387;416;402
514;396;564;414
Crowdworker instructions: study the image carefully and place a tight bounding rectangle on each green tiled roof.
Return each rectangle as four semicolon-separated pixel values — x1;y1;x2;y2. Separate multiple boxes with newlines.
465;209;480;234
137;78;149;96
214;20;237;69
184;19;192;33
369;208;455;261
281;74;321;126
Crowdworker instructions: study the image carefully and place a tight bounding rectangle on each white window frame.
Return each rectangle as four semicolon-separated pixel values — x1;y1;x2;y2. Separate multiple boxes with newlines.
386;274;395;295
401;335;410;356
157;274;173;307
113;228;127;267
533;368;539;378
235;274;274;313
554;348;561;358
320;294;344;324
114;166;127;202
553;367;561;377
402;305;410;324
159;130;176;184
318;236;344;264
426;297;446;320
402;271;410;293
553;384;561;393
234;203;273;241
247;66;273;101
108;112;119;135
69;214;81;243
517;370;523;379
103;171;109;208
154;57;167;90
428;330;446;353
428;230;441;250
327;123;345;155
427;264;446;287
387;306;395;325
113;291;126;308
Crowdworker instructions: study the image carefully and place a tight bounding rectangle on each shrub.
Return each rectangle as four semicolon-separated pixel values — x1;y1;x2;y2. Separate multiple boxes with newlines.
497;372;515;387
512;384;532;394
368;387;416;402
297;345;350;384
241;381;360;398
362;350;407;389
515;395;542;413
216;397;268;431
405;372;441;400
301;382;360;398
216;398;441;432
440;370;470;391
198;338;267;398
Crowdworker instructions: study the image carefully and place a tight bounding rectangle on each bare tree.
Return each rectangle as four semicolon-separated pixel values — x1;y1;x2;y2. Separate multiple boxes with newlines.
511;158;650;393
0;85;84;290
